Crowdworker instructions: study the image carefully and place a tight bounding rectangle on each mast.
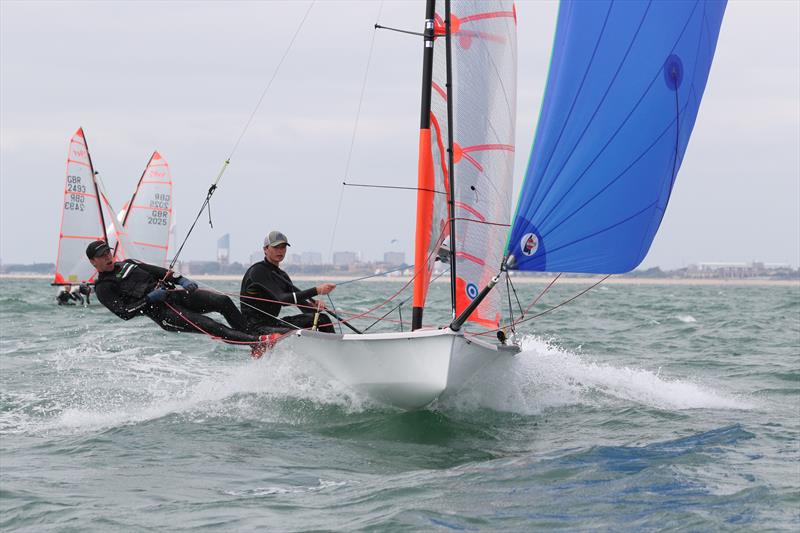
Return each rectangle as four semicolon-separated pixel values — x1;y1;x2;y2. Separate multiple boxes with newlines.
443;0;457;319
84;130;109;244
411;0;437;331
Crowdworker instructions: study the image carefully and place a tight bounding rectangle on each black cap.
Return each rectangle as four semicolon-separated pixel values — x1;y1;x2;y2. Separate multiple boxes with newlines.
86;240;111;259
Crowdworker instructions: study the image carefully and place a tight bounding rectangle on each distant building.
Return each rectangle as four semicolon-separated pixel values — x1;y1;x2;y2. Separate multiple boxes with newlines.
383;251;406;266
301;251;322;266
184;261;220;275
333;251;357;267
217;234;230;266
285;253;302;265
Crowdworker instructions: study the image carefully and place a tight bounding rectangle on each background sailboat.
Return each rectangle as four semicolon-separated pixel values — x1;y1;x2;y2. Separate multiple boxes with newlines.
53;128;108;286
111;151;174;267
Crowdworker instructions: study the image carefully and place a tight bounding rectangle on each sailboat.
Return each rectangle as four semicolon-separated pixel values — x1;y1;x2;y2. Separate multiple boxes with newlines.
53;128;109;286
274;0;727;409
111;152;173;267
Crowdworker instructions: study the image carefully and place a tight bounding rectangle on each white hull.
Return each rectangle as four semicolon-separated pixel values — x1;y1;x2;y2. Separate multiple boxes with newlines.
279;328;519;409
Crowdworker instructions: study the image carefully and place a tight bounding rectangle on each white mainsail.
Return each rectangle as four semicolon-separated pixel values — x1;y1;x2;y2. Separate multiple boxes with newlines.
114;151;173;267
53;128;107;285
426;1;518;328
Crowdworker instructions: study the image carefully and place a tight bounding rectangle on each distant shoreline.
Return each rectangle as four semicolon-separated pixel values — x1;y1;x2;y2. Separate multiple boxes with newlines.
4;273;798;287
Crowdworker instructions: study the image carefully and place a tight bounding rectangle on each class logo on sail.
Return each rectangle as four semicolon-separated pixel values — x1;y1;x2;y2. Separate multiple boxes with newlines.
520;233;539;256
465;282;479;300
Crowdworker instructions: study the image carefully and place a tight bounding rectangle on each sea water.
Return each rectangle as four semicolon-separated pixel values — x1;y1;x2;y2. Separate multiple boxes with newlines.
1;277;798;531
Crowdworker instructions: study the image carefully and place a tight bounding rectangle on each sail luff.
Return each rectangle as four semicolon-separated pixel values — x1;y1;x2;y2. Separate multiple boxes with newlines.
444;0;458;320
84;130;108;244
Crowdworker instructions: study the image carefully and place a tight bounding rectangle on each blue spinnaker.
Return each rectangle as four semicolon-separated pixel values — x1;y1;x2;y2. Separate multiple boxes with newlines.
507;0;726;273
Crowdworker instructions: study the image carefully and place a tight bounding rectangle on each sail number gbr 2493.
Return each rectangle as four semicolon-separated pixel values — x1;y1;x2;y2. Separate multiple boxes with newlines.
64;175;87;211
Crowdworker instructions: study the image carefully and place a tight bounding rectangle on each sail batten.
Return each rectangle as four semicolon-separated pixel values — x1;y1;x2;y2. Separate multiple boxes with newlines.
508;0;726;274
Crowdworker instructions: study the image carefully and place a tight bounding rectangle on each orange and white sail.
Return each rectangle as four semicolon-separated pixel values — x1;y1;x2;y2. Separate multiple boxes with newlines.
113;152;173;267
53;128;108;285
413;1;517;328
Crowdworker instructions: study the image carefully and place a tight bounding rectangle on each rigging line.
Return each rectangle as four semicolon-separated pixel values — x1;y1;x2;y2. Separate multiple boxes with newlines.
343;182;446;195
326;294;342;334
470;274;609;337
168;175;221;271
194;279;303;331
163;301;257;345
363;297;409;333
361;267;448;332
227;1;316;161
94;175;124;251
505;273;516;335
522;273;562;316
335;264;413;285
327;1;384;264
342;223;447;323
508;275;525;317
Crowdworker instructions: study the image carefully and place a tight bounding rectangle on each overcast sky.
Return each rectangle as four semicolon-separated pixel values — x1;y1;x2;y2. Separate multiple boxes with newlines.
1;0;798;269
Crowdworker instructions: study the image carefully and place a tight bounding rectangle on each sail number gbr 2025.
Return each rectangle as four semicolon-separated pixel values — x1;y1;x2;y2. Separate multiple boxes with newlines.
147;193;170;226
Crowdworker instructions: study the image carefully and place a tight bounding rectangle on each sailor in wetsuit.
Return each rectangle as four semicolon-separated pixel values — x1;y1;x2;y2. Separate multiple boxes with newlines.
86;240;264;347
240;231;336;334
78;282;92;306
56;285;79;305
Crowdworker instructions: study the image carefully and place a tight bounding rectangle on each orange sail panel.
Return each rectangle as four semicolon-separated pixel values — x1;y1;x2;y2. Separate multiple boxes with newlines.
53;128;106;285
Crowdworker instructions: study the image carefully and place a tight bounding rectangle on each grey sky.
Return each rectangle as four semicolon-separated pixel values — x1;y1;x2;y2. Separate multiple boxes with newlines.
1;0;798;269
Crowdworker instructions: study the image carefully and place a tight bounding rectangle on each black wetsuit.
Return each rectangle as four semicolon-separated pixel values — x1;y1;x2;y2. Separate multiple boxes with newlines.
240;259;334;334
57;289;77;306
94;259;259;344
78;283;91;305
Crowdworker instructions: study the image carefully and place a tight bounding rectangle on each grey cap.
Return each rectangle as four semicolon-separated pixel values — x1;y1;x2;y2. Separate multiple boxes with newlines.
264;230;290;247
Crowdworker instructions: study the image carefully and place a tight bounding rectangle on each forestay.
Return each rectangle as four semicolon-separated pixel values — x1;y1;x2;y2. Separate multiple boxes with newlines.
53;128;107;285
507;0;727;273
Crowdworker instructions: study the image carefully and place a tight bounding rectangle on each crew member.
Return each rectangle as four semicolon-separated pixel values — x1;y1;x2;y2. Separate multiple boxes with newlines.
240;231;336;334
78;282;92;305
70;284;85;306
86;240;267;351
56;285;78;305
